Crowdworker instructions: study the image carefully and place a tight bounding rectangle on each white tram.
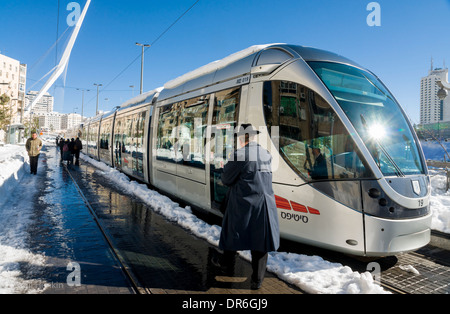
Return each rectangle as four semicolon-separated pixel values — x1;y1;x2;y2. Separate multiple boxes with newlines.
79;44;431;256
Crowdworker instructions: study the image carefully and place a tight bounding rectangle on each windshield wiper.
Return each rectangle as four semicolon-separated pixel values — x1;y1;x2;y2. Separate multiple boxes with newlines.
360;114;405;177
360;71;395;103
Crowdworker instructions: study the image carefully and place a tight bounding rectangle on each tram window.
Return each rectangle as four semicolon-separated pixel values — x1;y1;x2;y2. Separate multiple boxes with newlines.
156;104;179;163
263;81;371;181
178;95;210;169
135;111;146;150
89;123;99;150
210;87;241;207
114;119;123;167
81;126;88;147
211;87;240;167
256;48;293;66
134;111;146;176
100;120;111;150
125;116;133;155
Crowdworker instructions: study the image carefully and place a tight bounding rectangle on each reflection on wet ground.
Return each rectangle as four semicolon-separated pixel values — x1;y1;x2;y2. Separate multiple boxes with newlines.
69;150;302;294
25;147;134;294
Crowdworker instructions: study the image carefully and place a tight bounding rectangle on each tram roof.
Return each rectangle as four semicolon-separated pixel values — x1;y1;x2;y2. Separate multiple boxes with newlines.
288;45;365;70
158;44;273;102
118;87;163;110
157;43;365;102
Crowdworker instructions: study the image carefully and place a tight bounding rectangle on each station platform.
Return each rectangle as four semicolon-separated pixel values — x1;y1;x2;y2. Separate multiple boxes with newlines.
17;146;302;295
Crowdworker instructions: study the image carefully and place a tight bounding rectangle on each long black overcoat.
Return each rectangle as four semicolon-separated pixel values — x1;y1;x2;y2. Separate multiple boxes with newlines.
219;142;280;253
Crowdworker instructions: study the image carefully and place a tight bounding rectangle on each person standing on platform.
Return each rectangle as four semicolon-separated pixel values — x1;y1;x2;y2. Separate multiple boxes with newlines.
62;139;71;164
74;137;83;166
59;138;65;160
68;138;75;165
26;131;43;175
217;124;280;290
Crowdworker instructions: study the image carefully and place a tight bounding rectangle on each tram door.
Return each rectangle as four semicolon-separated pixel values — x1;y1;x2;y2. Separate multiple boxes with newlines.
114;109;147;180
175;95;210;208
132;111;146;179
209;87;241;211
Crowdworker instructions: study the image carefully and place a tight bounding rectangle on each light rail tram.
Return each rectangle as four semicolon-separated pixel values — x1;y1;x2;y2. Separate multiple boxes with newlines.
73;44;431;256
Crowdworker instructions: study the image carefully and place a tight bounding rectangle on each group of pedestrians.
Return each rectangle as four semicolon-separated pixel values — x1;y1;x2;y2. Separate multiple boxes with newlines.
57;137;83;166
25;133;84;175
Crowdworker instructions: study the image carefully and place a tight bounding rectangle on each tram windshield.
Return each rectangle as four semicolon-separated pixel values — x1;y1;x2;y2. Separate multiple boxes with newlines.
308;62;425;176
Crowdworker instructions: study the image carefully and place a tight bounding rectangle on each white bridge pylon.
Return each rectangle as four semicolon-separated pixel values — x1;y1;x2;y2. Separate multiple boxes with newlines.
25;0;91;114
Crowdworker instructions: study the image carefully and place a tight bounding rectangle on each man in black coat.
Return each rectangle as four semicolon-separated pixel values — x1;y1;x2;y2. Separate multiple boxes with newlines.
68;138;75;165
74;137;83;166
218;124;280;289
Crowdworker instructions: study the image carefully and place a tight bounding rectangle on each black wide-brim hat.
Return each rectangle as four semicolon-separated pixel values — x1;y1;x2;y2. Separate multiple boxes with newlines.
235;123;260;136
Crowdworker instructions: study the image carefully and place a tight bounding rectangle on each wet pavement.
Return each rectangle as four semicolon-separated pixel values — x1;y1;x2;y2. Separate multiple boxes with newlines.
15;146;302;294
24;146;134;294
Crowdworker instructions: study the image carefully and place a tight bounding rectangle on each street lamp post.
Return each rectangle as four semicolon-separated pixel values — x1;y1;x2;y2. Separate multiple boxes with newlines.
93;83;102;116
136;42;150;94
76;88;90;122
73;107;78;130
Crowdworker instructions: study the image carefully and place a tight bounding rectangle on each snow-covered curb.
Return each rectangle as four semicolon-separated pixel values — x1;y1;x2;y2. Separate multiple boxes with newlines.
429;170;450;233
0;145;29;208
80;153;389;294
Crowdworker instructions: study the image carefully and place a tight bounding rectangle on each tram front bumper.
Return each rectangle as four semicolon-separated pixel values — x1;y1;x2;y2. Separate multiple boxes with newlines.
364;213;432;256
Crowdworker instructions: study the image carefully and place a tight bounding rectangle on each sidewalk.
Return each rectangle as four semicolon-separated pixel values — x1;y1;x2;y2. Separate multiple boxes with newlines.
1;145;134;294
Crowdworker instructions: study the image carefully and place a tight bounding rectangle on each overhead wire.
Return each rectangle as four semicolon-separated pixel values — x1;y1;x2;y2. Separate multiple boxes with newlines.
85;0;201;106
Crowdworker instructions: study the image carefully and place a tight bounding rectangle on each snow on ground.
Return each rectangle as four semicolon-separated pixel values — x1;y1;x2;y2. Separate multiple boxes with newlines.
429;169;450;233
0;144;47;293
0;145;29;208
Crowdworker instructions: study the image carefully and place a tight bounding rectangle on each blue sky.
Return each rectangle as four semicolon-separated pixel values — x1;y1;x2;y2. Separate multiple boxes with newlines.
1;0;449;123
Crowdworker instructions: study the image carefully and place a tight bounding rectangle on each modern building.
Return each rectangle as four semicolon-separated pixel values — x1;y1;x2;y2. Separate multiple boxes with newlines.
38;112;62;132
420;61;449;124
61;113;82;130
0;53;27;125
25;91;54;114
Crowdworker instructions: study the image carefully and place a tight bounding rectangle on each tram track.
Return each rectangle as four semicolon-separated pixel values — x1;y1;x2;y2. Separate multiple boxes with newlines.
63;164;148;295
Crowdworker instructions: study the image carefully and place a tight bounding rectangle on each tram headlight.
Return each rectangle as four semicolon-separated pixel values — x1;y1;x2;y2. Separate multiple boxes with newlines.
368;123;386;141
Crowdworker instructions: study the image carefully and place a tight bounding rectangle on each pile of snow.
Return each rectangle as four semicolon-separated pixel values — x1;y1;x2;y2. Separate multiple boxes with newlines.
429;170;450;233
266;253;385;294
80;153;388;294
0;242;46;294
0;145;29;208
